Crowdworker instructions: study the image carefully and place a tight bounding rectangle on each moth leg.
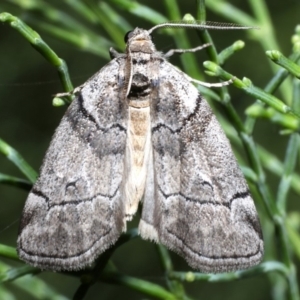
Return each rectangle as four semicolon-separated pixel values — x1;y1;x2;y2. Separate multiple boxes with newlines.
54;85;83;98
164;43;211;58
169;64;235;88
109;47;124;59
184;73;235;88
164;43;234;88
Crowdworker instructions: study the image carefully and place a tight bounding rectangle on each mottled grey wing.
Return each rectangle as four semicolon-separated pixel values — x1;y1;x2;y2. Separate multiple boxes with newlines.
17;60;128;271
139;60;263;273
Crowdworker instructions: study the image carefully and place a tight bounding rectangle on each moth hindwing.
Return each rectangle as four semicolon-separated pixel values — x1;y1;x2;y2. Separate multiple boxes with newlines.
18;23;263;273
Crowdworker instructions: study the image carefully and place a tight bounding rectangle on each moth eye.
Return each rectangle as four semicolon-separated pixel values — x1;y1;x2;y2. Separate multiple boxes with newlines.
124;30;133;43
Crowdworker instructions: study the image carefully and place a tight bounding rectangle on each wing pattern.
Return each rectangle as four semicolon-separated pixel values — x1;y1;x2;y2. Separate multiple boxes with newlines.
139;60;263;273
18;60;128;271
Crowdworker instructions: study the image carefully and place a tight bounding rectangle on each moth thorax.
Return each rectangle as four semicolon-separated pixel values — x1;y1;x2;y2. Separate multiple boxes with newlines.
127;40;156;53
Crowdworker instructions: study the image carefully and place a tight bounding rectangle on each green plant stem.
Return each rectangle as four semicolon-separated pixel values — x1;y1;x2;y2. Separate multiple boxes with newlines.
170;261;288;282
0;138;37;183
196;0;206;21
204;62;300;119
194;1;219;63
276;135;299;214
248;0;279;50
239;133;278;218
245;52;300;134
157;244;173;273
0;244;19;261
156;245;193;300
83;1;127;48
257;146;300;195
0;12;73;93
217;40;245;65
206;0;291;100
205;0;257;26
0;173;32;191
267;51;300;79
200;24;299;299
37;21;111;58
110;0;168;24
100;271;177;300
72;229;138;299
0;261;67;300
0;265;40;283
278;224;299;300
274;78;300;300
163;0;203;79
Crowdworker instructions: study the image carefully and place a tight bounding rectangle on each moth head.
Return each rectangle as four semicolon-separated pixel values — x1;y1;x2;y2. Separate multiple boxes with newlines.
125;28;156;54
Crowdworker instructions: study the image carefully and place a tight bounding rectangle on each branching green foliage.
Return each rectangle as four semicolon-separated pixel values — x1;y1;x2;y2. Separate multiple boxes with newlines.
0;0;300;299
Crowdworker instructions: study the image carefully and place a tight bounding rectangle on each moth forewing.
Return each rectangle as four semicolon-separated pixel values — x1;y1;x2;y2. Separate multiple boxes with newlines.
18;22;263;273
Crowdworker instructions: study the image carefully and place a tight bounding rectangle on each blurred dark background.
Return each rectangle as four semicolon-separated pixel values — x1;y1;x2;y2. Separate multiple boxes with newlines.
0;0;300;299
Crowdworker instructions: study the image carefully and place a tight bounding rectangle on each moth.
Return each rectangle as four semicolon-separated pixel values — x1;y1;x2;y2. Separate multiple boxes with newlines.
17;21;264;273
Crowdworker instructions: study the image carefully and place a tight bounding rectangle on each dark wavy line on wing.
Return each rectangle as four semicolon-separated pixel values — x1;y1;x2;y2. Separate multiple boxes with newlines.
77;93;127;133
166;228;262;260
158;185;250;209
31;186;120;210
19;227;112;259
182;94;202;126
152;123;182;134
151;94;202;133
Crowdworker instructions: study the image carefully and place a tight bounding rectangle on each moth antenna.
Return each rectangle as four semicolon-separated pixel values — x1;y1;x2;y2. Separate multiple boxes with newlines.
148;20;259;34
